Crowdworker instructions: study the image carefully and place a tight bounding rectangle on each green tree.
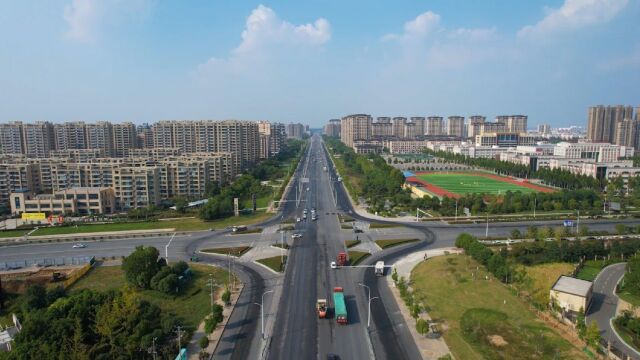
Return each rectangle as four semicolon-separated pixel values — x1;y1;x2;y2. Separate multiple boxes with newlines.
156;273;179;294
416;318;429;336
174;196;188;214
585;320;601;348
616;224;628;235
121;246;162;289
198;336;209;351
510;229;522;239
221;289;231;304
579;225;589;237
23;283;47;310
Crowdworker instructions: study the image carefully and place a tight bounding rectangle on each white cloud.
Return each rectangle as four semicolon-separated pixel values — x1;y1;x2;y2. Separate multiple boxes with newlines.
197;5;330;76
518;0;628;38
64;0;100;43
449;27;496;41
63;0;152;43
382;11;440;41
234;5;330;54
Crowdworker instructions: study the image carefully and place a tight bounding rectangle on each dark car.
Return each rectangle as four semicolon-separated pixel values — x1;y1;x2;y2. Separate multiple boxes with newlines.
326;354;340;360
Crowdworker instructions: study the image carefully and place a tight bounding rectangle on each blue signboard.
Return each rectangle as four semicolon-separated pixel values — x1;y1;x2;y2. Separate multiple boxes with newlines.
563;220;574;227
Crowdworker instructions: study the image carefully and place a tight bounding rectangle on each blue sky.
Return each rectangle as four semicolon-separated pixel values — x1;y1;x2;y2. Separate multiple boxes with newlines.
0;0;638;127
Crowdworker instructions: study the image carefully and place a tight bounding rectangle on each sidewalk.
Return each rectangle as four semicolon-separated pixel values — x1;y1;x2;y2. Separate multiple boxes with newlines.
187;283;244;359
387;247;462;360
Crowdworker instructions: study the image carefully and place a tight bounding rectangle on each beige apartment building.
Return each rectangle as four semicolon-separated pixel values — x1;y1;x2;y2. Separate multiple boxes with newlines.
0;122;25;155
53;121;87;151
0;163;37;205
22;122;55;158
112;122;137;157
447;116;465;137
341;114;372;149
391;117;407;137
426;117;444;136
410;117;426;136
112;166;161;209
371;122;393;137
10;187;116;215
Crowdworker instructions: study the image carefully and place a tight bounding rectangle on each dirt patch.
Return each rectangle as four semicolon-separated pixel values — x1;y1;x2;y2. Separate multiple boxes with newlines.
488;335;508;347
0;265;83;293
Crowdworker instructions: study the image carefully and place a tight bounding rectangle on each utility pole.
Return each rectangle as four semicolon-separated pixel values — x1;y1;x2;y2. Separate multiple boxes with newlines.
455;200;458;222
576;210;580;235
174;326;183;352
151;337;157;360
208;274;215;314
228;253;231;290
533;196;537;219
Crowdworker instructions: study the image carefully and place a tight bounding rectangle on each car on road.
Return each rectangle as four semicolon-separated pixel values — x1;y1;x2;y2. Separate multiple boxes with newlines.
72;243;86;249
330;261;337;269
291;233;302;239
296;217;301;222
326;354;340;360
303;208;308;214
303;213;307;220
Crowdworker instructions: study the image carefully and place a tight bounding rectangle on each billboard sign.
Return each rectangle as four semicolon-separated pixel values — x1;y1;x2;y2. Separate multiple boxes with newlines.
21;212;45;221
563;220;574;227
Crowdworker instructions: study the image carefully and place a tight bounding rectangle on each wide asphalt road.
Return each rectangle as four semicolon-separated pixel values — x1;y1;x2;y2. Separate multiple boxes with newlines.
588;263;640;360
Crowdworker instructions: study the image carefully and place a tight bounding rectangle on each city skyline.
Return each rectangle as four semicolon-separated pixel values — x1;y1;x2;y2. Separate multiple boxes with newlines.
1;1;638;127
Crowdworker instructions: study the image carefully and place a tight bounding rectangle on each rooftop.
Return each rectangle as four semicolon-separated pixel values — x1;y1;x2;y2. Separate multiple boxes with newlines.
552;275;592;297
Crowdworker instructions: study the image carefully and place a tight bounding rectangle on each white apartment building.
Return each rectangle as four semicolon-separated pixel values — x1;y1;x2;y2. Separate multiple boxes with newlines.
553;142;631;162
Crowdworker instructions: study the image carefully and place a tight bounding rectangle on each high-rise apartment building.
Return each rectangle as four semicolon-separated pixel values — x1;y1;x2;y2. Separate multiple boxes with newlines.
112;122;137;158
341;114;372;148
615;119;637;148
496;115;527;133
0;122;25;155
216;120;260;172
286;123;305;139
136;123;154;149
324;119;342;137
152;121;175;149
426;117;444;136
403;123;417;138
371;122;392;137
112;166;161;209
538;123;551;135
392;117;407;137
86;121;114;156
376;117;391;124
467;116;486;138
21;122;55;158
410;117;426;136
258;121;286;159
587;105;636;143
53;122;87;151
447;116;465;137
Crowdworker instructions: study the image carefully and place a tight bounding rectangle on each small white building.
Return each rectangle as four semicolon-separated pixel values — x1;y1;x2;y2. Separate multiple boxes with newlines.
550;275;593;321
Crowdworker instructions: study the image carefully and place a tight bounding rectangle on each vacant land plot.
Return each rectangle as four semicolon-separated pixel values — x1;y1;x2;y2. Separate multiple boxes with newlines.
70;263;229;330
521;262;575;306
411;255;586;360
413;172;550;197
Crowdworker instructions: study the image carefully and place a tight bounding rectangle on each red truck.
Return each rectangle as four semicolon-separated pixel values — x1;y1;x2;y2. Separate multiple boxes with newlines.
337;251;348;266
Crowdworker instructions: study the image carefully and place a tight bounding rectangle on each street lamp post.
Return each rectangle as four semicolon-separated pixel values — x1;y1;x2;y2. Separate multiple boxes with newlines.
254;290;274;340
358;283;378;328
485;212;489;238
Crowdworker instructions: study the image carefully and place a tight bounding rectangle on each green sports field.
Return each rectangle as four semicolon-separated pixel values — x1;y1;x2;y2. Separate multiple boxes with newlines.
416;172;540;195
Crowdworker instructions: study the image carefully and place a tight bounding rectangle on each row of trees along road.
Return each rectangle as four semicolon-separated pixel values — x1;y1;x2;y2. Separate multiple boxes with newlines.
198;139;306;220
409;188;602;216
324;137;409;213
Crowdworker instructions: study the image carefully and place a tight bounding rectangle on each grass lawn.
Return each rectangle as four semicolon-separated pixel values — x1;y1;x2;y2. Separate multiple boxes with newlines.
341;224;354;229
339;215;355;223
576;260;621;282
70;263;230;330
417;173;539;195
347;251;370;266
375;238;419;249
520;262;575;307
613;321;640;351
345;240;361;248
272;243;290;249
231;227;263;235
618;291;640;307
201;246;252;257
28;211;272;236
369;222;402;229
0;229;30;238
256;256;287;272
411;255;586;360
